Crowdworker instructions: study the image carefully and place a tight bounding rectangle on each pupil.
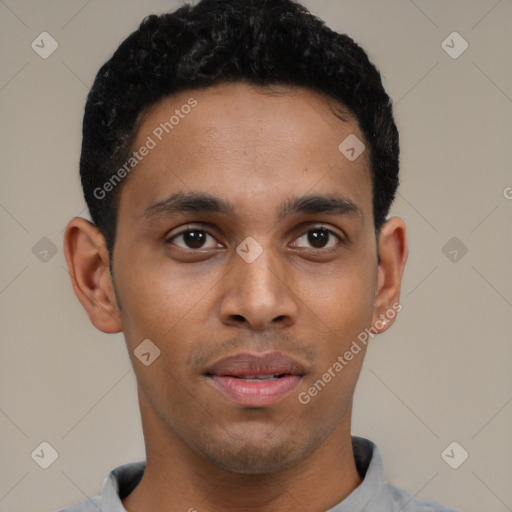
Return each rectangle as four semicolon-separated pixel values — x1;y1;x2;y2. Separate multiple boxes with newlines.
184;230;206;248
308;229;329;248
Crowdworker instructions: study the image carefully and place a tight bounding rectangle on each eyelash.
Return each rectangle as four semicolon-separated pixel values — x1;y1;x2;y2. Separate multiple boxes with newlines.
165;225;343;251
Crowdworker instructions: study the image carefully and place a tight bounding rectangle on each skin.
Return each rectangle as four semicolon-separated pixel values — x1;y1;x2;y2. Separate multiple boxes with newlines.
64;83;408;512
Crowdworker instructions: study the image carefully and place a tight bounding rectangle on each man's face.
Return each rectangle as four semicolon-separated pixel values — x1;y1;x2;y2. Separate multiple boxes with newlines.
112;83;380;473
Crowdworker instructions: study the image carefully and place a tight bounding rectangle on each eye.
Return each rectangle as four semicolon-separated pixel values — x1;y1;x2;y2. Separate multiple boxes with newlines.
167;229;221;250
291;227;341;250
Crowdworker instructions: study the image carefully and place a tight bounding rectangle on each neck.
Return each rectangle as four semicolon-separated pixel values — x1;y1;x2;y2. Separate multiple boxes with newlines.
123;394;362;512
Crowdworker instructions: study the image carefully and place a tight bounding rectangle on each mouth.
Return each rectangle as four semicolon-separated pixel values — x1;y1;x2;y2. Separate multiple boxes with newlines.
204;352;305;407
226;373;289;382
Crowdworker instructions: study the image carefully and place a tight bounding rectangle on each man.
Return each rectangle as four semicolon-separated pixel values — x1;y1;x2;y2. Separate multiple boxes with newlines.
61;0;457;510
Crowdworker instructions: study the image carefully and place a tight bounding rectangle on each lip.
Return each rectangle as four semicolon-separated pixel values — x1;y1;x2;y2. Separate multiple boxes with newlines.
204;352;305;407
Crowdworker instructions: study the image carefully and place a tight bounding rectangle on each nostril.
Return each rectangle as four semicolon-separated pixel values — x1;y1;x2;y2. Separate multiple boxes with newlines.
232;314;246;323
273;315;287;323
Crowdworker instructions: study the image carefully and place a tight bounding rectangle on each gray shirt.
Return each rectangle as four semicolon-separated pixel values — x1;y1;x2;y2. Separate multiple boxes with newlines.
57;437;458;512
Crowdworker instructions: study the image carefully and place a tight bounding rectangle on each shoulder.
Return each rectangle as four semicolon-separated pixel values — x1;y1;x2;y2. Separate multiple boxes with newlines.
350;437;459;512
55;495;102;512
385;483;459;512
55;461;145;512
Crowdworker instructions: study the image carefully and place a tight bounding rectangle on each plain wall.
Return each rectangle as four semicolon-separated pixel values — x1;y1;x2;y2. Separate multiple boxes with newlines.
0;1;511;511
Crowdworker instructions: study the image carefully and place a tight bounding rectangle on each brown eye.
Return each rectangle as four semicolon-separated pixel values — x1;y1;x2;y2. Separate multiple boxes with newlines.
292;227;340;250
183;230;207;248
307;229;330;248
168;230;220;250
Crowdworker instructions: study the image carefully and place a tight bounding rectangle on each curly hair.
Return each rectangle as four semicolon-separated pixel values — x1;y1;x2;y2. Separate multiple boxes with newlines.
80;0;399;256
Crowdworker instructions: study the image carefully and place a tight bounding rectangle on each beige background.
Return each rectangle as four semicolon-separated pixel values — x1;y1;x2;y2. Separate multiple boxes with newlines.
1;1;511;511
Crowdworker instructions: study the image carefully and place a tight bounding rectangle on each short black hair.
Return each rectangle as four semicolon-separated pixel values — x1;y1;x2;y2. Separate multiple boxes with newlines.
80;0;399;257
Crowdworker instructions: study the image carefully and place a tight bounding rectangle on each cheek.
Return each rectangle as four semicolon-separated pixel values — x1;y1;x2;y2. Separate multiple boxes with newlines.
113;260;221;401
295;260;377;340
113;255;213;342
115;269;202;403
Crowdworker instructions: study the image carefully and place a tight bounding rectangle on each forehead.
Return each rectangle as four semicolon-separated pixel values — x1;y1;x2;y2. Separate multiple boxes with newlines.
119;83;372;220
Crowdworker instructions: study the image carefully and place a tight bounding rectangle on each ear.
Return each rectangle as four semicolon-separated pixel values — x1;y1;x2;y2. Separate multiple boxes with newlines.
371;216;408;333
64;217;122;334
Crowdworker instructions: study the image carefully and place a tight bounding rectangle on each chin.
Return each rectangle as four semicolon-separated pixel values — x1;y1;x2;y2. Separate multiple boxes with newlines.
194;427;316;475
206;444;305;474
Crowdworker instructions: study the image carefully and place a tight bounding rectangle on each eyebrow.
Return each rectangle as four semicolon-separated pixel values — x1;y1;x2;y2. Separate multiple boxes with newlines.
278;194;362;222
141;192;232;220
140;191;363;223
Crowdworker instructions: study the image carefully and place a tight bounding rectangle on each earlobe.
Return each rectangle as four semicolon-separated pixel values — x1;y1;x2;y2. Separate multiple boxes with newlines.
372;217;408;333
64;217;122;334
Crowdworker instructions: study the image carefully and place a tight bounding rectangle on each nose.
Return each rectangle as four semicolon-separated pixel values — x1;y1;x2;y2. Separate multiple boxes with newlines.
218;247;299;331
